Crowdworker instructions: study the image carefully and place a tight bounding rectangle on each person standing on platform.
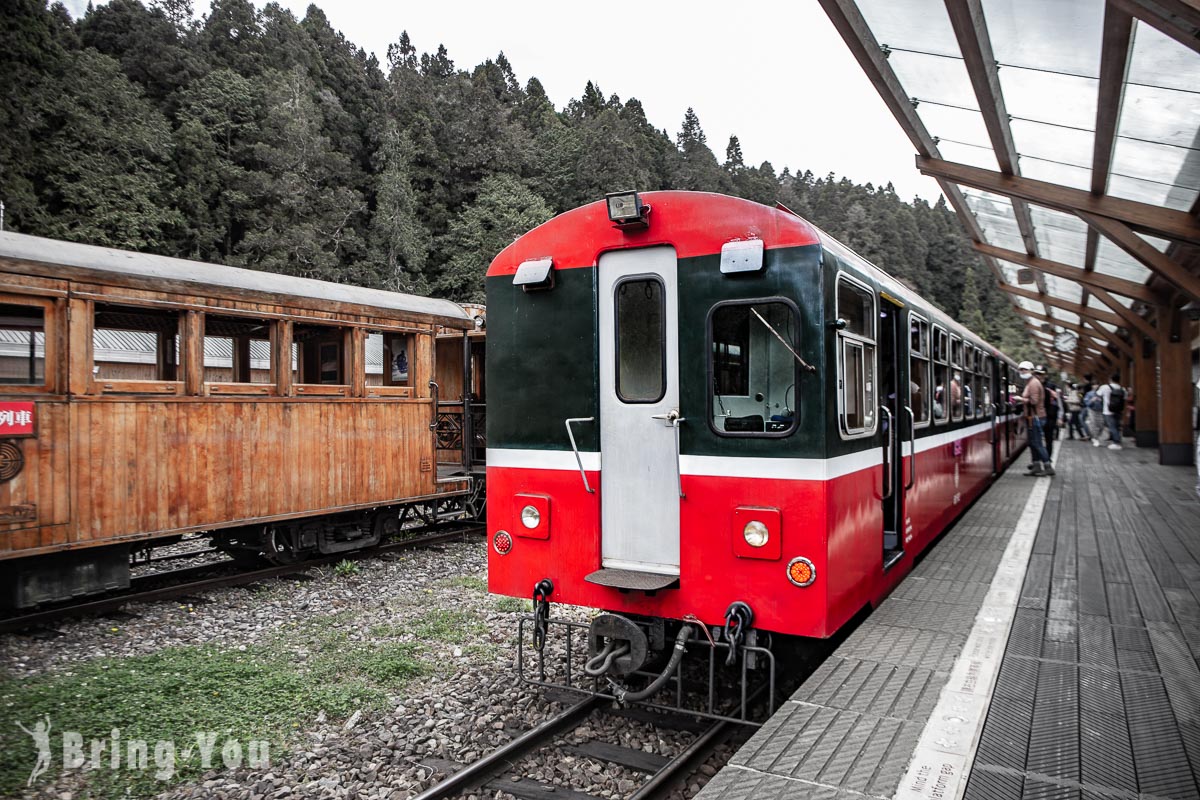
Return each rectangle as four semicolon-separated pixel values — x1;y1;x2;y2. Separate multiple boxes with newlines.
1040;367;1060;462
1018;361;1053;477
1097;373;1126;450
1065;383;1086;440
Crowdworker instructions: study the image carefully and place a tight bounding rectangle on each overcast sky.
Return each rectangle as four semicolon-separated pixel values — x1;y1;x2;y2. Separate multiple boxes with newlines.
62;0;945;202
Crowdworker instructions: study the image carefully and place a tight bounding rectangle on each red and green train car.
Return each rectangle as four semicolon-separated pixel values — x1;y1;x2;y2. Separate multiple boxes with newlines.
484;191;1025;683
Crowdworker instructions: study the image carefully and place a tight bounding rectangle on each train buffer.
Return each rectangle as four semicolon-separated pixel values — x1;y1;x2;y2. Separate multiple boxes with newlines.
696;440;1200;800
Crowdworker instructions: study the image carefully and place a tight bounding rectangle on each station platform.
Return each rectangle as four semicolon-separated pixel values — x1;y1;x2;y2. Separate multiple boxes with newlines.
696;439;1200;800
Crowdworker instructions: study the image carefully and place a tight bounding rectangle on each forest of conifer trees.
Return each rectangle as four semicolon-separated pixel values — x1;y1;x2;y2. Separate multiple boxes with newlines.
0;0;1037;360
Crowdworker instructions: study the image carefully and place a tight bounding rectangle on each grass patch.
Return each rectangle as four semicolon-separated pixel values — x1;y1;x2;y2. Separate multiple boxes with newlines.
440;575;487;592
333;559;360;577
494;597;532;613
0;619;428;798
413;609;485;643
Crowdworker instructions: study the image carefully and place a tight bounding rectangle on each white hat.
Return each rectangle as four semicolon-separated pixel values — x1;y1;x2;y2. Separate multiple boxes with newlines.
1017;360;1034;371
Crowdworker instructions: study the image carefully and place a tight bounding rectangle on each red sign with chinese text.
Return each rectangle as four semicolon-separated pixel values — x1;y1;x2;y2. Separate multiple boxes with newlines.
0;402;36;437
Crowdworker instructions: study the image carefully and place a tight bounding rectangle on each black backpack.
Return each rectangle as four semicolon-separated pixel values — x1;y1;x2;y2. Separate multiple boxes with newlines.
1108;385;1126;414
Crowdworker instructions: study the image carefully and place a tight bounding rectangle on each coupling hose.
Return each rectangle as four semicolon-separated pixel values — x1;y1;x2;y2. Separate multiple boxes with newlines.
613;625;693;703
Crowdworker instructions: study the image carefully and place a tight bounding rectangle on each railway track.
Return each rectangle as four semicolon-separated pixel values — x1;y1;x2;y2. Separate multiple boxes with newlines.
0;521;483;634
412;692;739;800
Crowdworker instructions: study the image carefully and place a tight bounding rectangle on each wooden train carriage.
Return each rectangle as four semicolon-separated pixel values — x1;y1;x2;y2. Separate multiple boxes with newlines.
0;231;474;607
485;191;1025;642
434;303;486;473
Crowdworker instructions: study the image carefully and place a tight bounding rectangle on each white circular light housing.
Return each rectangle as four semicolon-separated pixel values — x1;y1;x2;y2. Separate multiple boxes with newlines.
520;505;541;529
743;520;769;548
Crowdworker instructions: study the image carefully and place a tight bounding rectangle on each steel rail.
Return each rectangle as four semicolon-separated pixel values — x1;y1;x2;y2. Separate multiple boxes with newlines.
0;523;482;634
628;717;732;800
410;694;604;800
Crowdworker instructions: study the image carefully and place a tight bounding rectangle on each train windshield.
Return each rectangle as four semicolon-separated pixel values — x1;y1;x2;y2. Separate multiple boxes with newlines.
710;301;800;436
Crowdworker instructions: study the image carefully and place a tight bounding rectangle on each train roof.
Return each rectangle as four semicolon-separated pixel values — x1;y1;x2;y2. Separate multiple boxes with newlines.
0;232;472;329
489;191;1017;366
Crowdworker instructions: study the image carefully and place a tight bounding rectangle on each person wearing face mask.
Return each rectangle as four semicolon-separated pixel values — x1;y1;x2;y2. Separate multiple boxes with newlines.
1018;360;1053;477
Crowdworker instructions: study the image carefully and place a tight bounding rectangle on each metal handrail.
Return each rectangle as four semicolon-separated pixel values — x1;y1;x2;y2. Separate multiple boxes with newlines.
565;417;596;494
903;405;916;491
880;405;894;501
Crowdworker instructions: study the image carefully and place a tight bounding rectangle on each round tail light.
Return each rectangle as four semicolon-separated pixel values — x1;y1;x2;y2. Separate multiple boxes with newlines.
493;530;513;555
786;557;815;587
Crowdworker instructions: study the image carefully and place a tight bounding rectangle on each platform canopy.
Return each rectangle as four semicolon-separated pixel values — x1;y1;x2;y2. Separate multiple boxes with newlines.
819;0;1200;377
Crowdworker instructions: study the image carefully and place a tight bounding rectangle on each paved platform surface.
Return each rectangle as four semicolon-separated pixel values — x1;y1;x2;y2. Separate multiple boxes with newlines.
696;440;1200;800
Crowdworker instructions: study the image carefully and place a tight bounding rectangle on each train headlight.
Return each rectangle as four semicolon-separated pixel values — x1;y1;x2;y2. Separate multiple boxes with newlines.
493;530;513;555
786;557;816;587
742;520;769;548
520;505;541;529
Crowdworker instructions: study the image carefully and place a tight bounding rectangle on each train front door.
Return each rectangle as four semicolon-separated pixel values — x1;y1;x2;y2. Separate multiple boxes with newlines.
596;247;680;579
879;294;906;568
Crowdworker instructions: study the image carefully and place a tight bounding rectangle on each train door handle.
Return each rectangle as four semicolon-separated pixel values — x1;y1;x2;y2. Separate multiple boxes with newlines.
565;417;596;494
903;405;915;491
879;405;894;501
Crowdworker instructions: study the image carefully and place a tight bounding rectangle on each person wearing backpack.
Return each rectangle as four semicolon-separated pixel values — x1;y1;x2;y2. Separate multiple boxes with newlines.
1039;367;1060;462
1085;385;1106;446
1097;373;1126;450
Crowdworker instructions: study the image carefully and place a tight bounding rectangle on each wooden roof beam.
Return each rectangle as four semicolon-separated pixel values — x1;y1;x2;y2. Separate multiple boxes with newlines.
1077;212;1200;302
917;156;1200;245
1109;0;1200;54
1093;5;1135;195
1088;285;1159;339
1083;317;1137;359
1000;284;1127;327
1022;310;1133;358
973;242;1164;304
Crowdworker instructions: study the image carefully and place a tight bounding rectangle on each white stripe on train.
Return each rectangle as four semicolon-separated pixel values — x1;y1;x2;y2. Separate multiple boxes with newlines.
487;418;1019;482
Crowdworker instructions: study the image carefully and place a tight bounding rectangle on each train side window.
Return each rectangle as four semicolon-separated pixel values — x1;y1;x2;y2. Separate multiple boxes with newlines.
93;303;183;392
708;300;800;436
203;314;274;393
908;314;930;427
836;277;876;438
963;344;976;417
615;277;665;404
293;322;347;388
0;300;49;389
365;331;414;396
932;327;949;424
981;354;993;415
949;335;964;422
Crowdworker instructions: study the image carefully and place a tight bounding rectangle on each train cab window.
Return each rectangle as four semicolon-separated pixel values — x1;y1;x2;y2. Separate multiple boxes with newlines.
949;336;964;422
0;302;47;386
203;314;273;389
908;314;930;427
293;323;347;386
365;331;414;392
615;277;665;403
93;303;183;389
981;355;993;416
932;327;949;424
836;278;876;438
708;300;800;436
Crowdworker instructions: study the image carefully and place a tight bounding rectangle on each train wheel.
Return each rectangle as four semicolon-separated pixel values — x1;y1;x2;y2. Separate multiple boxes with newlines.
263;526;301;566
373;510;402;542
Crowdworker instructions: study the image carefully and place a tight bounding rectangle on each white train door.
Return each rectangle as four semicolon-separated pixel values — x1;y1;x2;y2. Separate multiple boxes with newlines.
596;246;680;579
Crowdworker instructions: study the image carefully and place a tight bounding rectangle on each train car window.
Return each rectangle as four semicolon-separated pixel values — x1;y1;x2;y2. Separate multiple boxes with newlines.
708;300;800;436
963;344;976;418
293;323;347;386
970;348;983;419
981;355;993;416
836;277;876;438
0;302;47;386
203;314;273;388
932;326;949;424
908;314;930;427
366;331;413;388
92;303;183;388
949;335;964;422
614;277;665;404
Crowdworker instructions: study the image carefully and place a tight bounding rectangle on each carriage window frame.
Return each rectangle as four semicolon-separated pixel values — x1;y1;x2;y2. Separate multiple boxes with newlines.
949;334;964;422
613;275;666;405
962;343;976;419
705;296;802;439
91;301;185;395
836;274;877;440
908;312;931;429
292;321;351;395
980;354;994;418
932;325;949;425
0;294;56;394
202;312;277;397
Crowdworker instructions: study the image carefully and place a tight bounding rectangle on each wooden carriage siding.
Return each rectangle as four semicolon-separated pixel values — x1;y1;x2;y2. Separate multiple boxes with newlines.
0;231;474;561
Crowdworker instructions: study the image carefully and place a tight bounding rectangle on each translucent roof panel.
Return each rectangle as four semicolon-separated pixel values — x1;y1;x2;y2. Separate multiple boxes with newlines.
1045;275;1083;304
1112;138;1200;192
999;67;1098;131
1019;157;1091;192
983;0;1104;78
963;190;1025;252
1127;21;1200;95
1107;174;1194;210
1119;84;1200;150
919;103;992;149
858;0;961;58
938;140;1001;172
1014;295;1047;317
1054;309;1081;326
1094;238;1152;283
888;50;979;109
1011;119;1093;170
1030;207;1087;268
